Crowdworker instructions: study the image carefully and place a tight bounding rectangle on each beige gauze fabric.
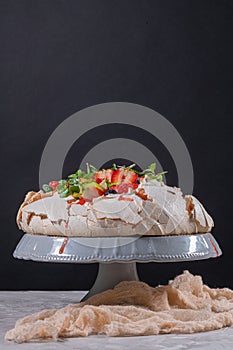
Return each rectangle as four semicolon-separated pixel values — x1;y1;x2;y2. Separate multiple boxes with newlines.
5;271;233;343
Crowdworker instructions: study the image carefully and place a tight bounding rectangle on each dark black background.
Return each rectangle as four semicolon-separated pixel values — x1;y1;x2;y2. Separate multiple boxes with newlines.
1;0;232;290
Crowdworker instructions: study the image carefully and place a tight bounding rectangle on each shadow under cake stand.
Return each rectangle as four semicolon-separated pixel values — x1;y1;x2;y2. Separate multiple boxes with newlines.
13;233;222;301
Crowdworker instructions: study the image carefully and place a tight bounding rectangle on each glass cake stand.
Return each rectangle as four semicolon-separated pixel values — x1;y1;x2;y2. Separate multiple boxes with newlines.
13;233;222;300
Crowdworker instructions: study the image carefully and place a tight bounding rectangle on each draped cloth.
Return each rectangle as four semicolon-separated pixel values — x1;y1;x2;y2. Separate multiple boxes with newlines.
5;271;233;343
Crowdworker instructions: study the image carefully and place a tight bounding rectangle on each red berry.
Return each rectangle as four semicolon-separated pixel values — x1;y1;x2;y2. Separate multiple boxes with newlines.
111;169;125;183
49;181;59;191
94;171;104;183
105;169;114;182
94;169;114;183
132;183;139;190
78;198;86;205
112;168;138;185
124;171;138;183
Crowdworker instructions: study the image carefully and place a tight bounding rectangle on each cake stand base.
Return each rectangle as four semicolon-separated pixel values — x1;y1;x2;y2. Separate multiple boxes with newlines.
82;262;139;301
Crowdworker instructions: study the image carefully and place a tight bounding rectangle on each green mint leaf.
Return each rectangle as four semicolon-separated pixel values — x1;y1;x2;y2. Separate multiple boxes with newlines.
59;179;67;186
132;169;144;175
69;185;80;193
68;178;79;185
59;189;69;198
57;183;67;193
149;163;156;173
76;169;84;177
147;171;168;182
149;174;162;181
68;178;74;185
68;174;77;179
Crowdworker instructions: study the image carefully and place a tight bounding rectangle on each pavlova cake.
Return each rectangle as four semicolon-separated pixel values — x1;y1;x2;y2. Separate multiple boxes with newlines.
17;163;214;237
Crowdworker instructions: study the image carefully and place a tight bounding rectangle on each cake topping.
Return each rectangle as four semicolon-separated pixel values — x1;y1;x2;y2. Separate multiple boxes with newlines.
17;163;214;236
42;163;167;204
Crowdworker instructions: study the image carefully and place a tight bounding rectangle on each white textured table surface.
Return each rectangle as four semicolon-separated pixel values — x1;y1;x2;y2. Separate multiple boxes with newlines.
1;291;233;350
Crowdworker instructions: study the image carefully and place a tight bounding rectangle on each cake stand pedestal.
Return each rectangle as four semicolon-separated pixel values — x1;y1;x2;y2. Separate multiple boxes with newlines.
13;233;222;301
83;262;139;299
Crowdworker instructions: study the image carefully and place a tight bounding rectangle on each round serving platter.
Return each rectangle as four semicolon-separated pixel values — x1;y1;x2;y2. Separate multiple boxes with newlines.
14;233;221;263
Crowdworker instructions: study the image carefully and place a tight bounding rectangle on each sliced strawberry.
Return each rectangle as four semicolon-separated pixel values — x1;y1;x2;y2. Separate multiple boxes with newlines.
111;168;138;184
124;171;138;183
111;169;125;184
94;171;104;184
49;181;59;191
94;169;114;183
105;169;114;182
131;183;139;190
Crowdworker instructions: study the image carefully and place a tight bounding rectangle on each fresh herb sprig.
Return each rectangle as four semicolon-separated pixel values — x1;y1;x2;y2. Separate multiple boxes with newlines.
140;163;168;181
